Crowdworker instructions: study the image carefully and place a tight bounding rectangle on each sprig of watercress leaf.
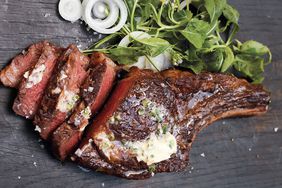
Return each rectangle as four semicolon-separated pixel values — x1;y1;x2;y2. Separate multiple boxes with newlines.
84;0;271;83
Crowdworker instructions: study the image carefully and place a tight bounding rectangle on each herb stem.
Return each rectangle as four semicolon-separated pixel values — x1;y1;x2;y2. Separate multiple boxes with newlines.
130;0;139;32
145;55;160;72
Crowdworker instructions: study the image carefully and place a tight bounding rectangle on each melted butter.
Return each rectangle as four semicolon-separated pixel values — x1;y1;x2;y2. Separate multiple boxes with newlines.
25;64;46;88
95;128;177;166
74;106;92;127
126;131;177;165
57;90;79;112
95;132;116;158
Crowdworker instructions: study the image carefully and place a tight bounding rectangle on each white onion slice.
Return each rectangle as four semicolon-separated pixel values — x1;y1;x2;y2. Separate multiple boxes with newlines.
83;0;118;29
82;0;128;34
118;31;151;70
118;31;172;71
180;0;192;10
146;52;172;71
92;1;108;19
58;0;82;22
118;31;151;47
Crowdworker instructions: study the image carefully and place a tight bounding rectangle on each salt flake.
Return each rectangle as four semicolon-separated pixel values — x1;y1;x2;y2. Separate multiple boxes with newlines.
34;125;41;133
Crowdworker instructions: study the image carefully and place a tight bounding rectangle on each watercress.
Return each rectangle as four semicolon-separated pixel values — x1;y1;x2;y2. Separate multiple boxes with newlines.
84;0;271;83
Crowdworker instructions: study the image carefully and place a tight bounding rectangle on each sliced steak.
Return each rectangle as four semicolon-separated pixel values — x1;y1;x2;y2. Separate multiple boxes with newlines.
34;45;90;140
73;68;270;179
13;44;62;119
52;52;117;161
0;41;48;88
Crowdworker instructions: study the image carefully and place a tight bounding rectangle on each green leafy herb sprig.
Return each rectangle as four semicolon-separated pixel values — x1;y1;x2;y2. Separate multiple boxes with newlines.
83;0;272;83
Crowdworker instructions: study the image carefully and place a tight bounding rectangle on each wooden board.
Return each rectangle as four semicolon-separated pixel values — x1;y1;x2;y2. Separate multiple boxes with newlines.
0;0;282;187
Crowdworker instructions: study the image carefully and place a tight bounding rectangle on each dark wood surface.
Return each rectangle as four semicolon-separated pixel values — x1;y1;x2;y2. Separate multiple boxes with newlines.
0;0;282;187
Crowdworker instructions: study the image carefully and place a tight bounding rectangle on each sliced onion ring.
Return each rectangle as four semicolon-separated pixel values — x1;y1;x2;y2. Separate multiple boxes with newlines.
92;1;108;19
82;0;118;29
119;31;151;47
118;31;172;71
180;0;192;10
83;0;128;34
58;0;82;22
118;31;151;70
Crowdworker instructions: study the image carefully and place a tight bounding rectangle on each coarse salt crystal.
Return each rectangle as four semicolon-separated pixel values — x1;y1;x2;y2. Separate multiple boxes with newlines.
18;176;21;179
200;153;205;157
59;70;68;80
44;13;51;17
101;183;105;187
75;148;83;157
52;87;61;94
248;148;252;151
33;162;37;167
34;125;41;133
88;87;94;92
23;71;29;78
274;127;279;132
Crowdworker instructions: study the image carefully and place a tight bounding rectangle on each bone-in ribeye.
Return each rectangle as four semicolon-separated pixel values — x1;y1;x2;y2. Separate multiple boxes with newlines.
0;42;271;180
73;68;270;179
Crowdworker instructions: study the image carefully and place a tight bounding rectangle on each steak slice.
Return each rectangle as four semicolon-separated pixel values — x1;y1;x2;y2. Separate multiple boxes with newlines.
73;68;270;179
51;52;117;161
12;43;62;119
0;41;48;88
33;45;90;140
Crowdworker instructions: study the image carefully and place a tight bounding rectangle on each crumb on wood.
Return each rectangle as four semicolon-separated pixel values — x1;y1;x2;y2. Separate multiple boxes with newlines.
256;154;260;158
44;13;51;18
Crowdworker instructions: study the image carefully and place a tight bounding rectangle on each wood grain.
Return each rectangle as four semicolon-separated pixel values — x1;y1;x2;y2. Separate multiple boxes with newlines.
0;0;282;187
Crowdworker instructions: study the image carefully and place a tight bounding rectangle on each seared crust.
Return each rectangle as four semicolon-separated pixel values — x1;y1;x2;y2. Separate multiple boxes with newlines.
74;68;270;179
